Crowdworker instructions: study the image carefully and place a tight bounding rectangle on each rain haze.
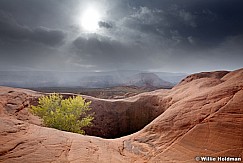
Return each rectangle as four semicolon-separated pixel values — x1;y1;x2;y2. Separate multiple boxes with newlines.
0;0;243;74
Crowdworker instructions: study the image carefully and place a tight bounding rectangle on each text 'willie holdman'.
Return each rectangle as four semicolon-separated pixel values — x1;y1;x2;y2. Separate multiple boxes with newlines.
195;156;242;162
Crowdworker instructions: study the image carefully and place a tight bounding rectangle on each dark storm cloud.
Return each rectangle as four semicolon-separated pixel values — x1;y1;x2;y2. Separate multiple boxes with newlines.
120;0;243;48
0;10;65;46
98;21;113;29
71;33;155;70
0;0;242;73
73;34;126;56
31;27;66;46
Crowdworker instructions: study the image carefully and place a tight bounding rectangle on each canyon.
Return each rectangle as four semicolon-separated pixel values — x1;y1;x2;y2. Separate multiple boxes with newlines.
0;69;242;162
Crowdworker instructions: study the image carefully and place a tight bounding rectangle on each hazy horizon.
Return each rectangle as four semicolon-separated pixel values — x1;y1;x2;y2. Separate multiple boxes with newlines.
0;68;240;74
0;0;243;74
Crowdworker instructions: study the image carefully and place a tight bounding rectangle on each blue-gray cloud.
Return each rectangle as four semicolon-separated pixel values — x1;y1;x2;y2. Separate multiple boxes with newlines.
0;0;242;73
98;21;113;29
0;10;66;46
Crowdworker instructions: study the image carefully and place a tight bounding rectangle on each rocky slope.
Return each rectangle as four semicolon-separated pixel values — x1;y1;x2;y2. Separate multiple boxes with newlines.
0;68;243;162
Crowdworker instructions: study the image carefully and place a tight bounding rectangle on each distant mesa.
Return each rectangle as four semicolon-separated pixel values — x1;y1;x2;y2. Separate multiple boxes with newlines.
125;72;174;88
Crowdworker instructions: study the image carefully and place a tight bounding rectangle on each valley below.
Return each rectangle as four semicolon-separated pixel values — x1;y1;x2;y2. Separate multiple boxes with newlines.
30;85;169;99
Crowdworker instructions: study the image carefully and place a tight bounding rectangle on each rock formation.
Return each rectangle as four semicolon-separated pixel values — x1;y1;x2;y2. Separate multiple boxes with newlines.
0;68;242;162
126;72;173;88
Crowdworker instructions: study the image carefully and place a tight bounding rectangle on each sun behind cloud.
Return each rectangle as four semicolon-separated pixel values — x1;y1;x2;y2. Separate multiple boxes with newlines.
81;7;101;32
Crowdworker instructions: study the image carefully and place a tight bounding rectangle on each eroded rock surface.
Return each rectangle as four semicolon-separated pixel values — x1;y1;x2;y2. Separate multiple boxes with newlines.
0;68;243;162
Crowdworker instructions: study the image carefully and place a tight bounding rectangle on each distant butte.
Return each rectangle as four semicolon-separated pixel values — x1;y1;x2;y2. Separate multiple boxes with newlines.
0;68;242;162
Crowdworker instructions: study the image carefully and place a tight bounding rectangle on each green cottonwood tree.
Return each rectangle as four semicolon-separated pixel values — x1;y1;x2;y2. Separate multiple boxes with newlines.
31;93;94;134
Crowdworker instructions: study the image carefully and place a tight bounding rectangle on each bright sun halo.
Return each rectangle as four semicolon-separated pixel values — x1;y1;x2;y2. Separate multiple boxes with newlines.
81;7;100;32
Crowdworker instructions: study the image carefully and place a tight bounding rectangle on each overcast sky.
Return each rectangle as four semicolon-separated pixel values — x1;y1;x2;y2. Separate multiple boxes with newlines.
0;0;242;73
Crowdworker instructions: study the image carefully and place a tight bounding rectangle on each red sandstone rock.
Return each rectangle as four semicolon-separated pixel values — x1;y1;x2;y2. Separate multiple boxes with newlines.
0;68;242;162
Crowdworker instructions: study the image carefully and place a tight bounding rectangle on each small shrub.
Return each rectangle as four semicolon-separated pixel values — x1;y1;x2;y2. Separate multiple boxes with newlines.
31;93;94;134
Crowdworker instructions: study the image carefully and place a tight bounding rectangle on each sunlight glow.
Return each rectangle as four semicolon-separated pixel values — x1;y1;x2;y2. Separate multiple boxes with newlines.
81;7;100;32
